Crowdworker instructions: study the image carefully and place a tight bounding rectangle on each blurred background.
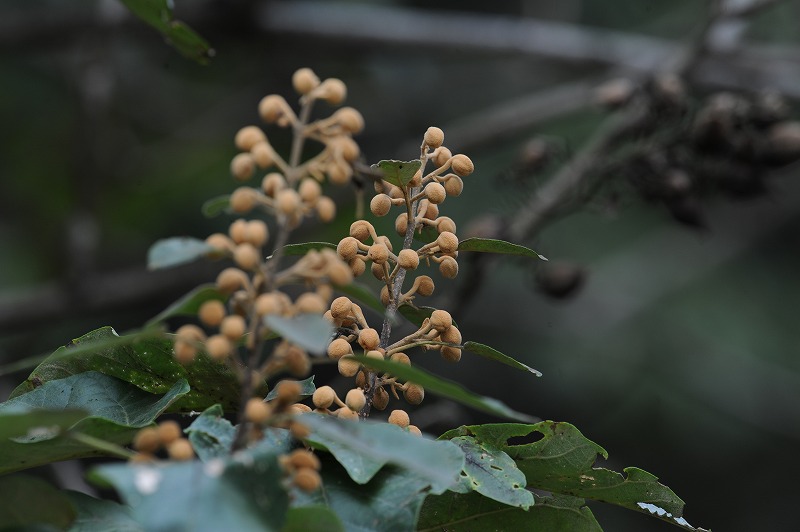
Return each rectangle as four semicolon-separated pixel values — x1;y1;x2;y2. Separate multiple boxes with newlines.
1;0;799;530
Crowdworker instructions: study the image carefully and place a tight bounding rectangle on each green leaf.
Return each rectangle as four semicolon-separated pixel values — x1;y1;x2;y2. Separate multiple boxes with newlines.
147;237;213;270
10;326;242;413
463;341;542;377
146;284;226;327
457;237;548;261
418;491;603;532
442;423;703;529
120;0;214;64
90;445;289;531
291;458;431;532
352;356;536;422
0;372;188;474
335;281;387;317
201;195;231;217
0;405;87;440
185;404;235;462
448;436;533;509
278;242;337;257
371;159;422;188
65;491;141;532
282;506;344;532
266;376;316;402
300;414;463;493
0;475;77;529
264;314;333;355
397;304;456;329
413;225;440;245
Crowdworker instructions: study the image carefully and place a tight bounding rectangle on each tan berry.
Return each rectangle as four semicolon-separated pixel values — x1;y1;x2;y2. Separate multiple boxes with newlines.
451;154;474;176
373;386;389;411
156;421;182;445
336;407;359;420
424;202;439;220
404;383;425;405
235;126;266;151
367;242;389;264
327;161;351;185
228;219;248;244
286;347;311;377
276;188;301;216
312;386;336;409
206;334;233;361
216;267;248;294
345;388;366;411
328;259;352;285
366;349;384;361
377;235;393;252
245;398;273;424
388;409;410;428
441;326;462;345
390;352;411;365
318;78;347;105
444;175;464;197
173;339;197;365
316;196;336;222
292;67;320;94
409;169;422;188
289;449;321;471
167;438;194;461
397;249;419;270
230;187;258;213
338;136;360;162
289;421;311;439
255;293;283;316
338;355;361;377
437;217;457;234
220;315;247;341
328;338;353;360
275;380;302;404
395;213;408;236
370;194;392;217
425;182;447;205
349;257;366;277
424;126;444;149
295;292;327;314
245;220;269;247
250;141;273;168
258;94;287;123
380;285;391;306
336;236;360;261
434;146;452;167
199;300;226;327
330;296;353;319
261;172;286;196
234;243;260;271
299;179;322;204
206;233;234;252
334;107;364;134
408;425;422;436
358;328;380;350
437;231;459;254
439;256;459;279
132;427;161;453
175;324;206;342
231;153;256;182
429;310;453;332
349;220;373;242
441;346;462;362
416;275;435;297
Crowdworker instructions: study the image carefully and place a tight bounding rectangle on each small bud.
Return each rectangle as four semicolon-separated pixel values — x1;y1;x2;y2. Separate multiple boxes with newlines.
444;175;463;197
349;257;366;277
276;188;301;216
398;249;419;270
250;141;273;168
441;325;462;345
275;380;302;404
434;147;452;168
173;339;197;365
333;107;364;134
318;78;347;105
299;179;322;204
373;386;389;410
408;425;422;436
349;220;374;242
295;292;327;314
244;220;269;247
395;213;408;236
255;292;284;316
261;172;287;197
436;217;457;234
416;275;435;297
336;407;359;420
441;346;462;362
429;310;452;332
289;448;321;471
229;219;248;244
367;242;389;264
258;94;287;123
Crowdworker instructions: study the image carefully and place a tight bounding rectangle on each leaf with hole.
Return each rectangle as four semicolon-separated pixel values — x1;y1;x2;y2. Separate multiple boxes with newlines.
300;413;463;493
264;314;333;355
147;237;214;270
463;341;542;376
371;159;422;188
352;356;536;422
458;237;548;261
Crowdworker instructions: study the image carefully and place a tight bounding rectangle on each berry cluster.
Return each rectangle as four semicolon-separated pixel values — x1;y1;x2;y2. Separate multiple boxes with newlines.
131;420;194;462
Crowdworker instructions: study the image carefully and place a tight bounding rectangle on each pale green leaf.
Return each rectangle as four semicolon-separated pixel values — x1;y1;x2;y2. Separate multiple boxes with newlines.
66;491;142;532
371;160;422;188
463;341;542;377
185;404;235;462
147;237;213;270
264;314;333;355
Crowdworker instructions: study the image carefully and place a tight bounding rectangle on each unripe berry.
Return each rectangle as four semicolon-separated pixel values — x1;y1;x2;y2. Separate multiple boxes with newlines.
425;182;447;205
299;179;322;204
441;346;462;362
349;257;366;277
370;194;392;217
235;126;266;151
289;449;321;471
245;220;269;247
275;380;302;404
349;220;373;242
234;243;260;271
261;172;287;197
437;231;459;254
157;421;182;445
368;242;389;264
132;427;161;453
408;425;422;436
250;141;273;168
398;249;419;270
199;300;226;327
358;328;380;350
441;326;462;345
230;153;256;182
328;338;352;360
434;147;452;167
451;154;474;176
439;256;459;279
437;217;457;234
330;296;353;319
444;175;464;197
345;388;366;411
206;334;233;361
318;78;347;105
336;236;360;261
167;438;194;461
338;355;361;377
403;383;425;405
216;267;248;294
276;188;301;216
390;352;411;365
292;67;320;94
395;213;408;236
316;196;336;222
334;107;364;134
245;398;273;424
388;409;410;428
295;292;327;314
220;315;247;341
255;293;283;316
416;276;435;297
258;94;287;123
424;126;444;149
230;187;258;213
373;386;389;411
429;310;453;332
312;386;336;409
